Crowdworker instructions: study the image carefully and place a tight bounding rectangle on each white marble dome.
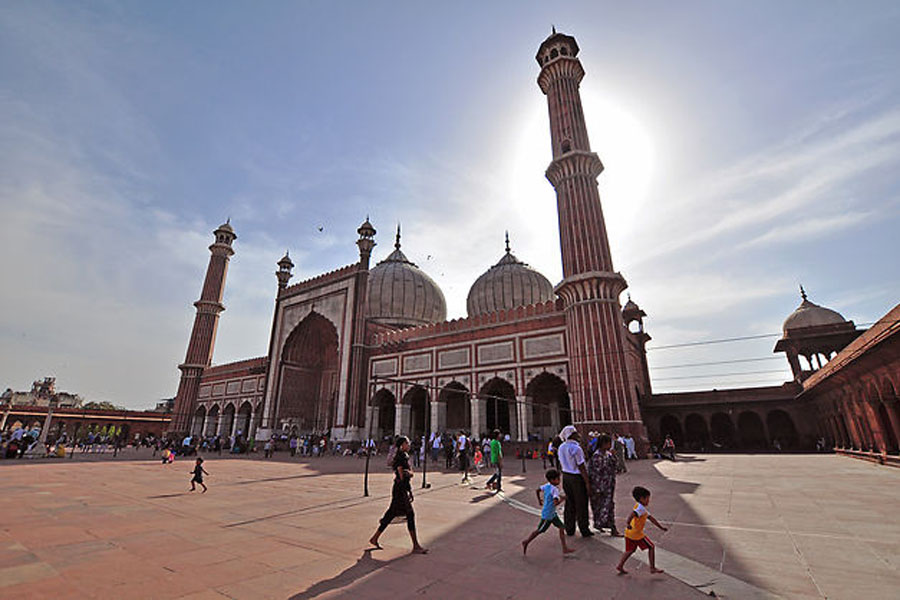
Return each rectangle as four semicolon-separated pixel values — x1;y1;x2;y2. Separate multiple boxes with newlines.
782;288;847;333
367;231;446;329
466;236;554;317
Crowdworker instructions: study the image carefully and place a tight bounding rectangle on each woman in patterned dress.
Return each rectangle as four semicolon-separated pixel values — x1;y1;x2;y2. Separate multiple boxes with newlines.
588;434;621;536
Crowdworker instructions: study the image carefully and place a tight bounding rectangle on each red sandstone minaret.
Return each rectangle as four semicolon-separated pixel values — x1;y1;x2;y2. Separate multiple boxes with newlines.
537;31;647;441
169;221;236;435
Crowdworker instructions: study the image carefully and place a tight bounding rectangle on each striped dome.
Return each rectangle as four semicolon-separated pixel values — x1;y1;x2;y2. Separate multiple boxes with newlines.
367;231;446;329
466;237;553;317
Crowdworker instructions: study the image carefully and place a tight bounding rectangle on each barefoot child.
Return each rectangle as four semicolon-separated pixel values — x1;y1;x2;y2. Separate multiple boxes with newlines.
522;469;575;556
190;457;208;493
616;486;668;574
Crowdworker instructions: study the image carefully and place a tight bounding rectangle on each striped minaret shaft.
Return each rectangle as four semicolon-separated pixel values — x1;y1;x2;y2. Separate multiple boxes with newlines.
536;32;645;435
170;222;236;434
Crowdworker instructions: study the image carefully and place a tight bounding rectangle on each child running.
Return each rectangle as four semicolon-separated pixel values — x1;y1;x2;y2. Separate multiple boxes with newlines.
190;457;209;493
522;469;575;556
616;485;667;574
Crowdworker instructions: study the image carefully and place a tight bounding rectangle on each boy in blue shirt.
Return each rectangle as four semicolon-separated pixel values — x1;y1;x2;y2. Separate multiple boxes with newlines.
521;469;575;555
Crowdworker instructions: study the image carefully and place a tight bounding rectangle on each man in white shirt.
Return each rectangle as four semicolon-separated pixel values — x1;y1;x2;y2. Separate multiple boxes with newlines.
557;425;593;537
457;431;472;483
625;434;637;460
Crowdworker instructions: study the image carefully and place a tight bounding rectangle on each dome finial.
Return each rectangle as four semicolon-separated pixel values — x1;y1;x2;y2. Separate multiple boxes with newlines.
799;284;807;301
504;231;511;253
552;25;556;35
395;223;401;250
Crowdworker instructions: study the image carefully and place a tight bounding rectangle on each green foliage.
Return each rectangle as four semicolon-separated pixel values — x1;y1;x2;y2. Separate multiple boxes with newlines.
82;401;124;411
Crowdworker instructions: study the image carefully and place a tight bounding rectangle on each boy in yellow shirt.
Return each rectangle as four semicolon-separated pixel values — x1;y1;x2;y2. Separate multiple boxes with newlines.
616;486;667;574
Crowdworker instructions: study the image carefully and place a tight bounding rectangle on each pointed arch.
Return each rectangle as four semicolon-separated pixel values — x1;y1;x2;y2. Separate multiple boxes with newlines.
279;311;340;434
480;377;515;436
439;381;470;432
525;372;571;440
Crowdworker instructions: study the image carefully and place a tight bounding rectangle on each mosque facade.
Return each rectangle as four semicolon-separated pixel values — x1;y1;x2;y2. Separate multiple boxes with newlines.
168;32;900;461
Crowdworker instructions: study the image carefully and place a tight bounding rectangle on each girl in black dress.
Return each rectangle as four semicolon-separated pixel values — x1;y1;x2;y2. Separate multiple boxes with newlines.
190;457;208;493
369;436;427;554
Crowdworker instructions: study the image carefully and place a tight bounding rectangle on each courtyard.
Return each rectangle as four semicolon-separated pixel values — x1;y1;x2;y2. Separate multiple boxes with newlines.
0;453;897;599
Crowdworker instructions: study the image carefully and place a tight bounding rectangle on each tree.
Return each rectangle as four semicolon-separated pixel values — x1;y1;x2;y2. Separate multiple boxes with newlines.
83;401;124;411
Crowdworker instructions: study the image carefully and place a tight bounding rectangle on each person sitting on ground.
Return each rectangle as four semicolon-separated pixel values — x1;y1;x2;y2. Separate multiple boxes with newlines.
616;486;668;575
522;468;575;556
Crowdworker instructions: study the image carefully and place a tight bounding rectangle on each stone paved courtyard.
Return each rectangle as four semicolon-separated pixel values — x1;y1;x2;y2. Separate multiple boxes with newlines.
1;452;898;599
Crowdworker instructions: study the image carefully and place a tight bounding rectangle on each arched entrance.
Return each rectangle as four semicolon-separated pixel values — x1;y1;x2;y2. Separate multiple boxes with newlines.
683;413;709;451
766;410;798;449
710;412;736;449
279;312;340;434
480;377;515;437
222;403;235;438
370;389;396;441
236;401;253;439
401;386;428;441
205;405;219;437
439;382;470;432
659;414;682;446
192;406;206;436
526;372;571;441
737;411;767;450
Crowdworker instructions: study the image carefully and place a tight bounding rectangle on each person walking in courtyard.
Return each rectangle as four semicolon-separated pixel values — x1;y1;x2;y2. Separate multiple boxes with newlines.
521;468;575;556
625;434;637;460
485;429;503;492
190;457;208;493
616;486;667;575
457;430;472;484
588;434;621;536
662;435;676;461
558;425;592;537
369;436;428;554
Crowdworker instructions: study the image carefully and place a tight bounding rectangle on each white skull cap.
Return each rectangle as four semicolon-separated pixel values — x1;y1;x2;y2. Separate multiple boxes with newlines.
560;425;577;441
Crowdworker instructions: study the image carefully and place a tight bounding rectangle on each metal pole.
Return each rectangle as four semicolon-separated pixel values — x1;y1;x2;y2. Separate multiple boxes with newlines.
364;377;377;497
421;386;429;489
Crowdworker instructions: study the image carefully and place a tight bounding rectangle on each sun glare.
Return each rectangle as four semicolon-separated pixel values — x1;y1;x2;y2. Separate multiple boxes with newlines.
505;92;656;282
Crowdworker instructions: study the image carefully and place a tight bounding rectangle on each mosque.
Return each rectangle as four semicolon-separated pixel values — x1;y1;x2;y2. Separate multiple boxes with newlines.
169;32;900;460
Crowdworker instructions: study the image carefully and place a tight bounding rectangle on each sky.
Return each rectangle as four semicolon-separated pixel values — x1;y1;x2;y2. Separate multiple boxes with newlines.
1;1;899;408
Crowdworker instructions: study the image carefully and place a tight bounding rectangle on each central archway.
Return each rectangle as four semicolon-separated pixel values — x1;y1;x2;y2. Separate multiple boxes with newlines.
526;372;571;441
370;388;396;441
439;382;470;432
278;312;340;434
480;377;515;438
401;386;428;441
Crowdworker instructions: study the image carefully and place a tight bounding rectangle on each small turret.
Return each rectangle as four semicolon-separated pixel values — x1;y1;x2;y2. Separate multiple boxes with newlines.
276;251;294;289
357;217;377;269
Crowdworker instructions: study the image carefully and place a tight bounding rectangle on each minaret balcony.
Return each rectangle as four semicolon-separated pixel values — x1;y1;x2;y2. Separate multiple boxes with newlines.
545;151;604;186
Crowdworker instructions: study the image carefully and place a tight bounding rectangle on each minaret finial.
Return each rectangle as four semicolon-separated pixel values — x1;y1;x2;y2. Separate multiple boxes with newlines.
226;216;230;225
504;231;510;253
395;223;401;249
799;284;807;301
552;25;556;35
